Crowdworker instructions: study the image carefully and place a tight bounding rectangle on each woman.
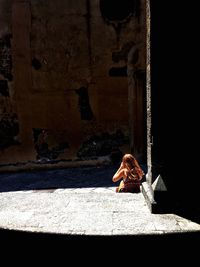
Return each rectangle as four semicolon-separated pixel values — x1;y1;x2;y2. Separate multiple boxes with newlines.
112;153;144;193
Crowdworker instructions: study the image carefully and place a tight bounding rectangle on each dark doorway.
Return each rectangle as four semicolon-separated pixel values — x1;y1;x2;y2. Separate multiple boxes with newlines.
150;1;200;222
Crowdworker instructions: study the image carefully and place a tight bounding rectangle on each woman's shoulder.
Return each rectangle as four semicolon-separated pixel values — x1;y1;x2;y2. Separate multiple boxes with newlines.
123;168;129;177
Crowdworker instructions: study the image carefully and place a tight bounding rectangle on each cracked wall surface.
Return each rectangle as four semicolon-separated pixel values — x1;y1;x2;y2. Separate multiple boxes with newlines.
0;0;146;167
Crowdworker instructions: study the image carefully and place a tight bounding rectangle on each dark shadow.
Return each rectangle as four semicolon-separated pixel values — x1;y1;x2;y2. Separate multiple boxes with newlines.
109;66;127;76
0;164;147;193
166;187;200;225
0;165;117;193
150;1;200;224
1;227;200;249
172;206;200;226
151;192;200;224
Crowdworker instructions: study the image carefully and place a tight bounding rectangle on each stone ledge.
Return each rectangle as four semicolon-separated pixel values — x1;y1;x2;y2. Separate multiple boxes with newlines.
0;156;111;173
141;181;170;214
141;182;156;213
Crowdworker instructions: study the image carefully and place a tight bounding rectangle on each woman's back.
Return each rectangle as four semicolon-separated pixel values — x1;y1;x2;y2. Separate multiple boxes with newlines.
120;168;141;193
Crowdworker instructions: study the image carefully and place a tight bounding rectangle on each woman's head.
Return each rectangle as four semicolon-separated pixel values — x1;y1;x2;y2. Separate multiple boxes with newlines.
122;154;135;167
122;153;144;179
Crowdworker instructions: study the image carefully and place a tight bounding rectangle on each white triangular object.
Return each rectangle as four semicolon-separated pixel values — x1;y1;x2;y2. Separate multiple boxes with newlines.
152;175;167;191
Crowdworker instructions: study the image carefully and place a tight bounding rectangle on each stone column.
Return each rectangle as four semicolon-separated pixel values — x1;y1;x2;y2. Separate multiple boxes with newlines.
127;44;141;157
127;48;136;155
142;0;169;213
146;0;152;185
12;0;35;160
141;0;156;213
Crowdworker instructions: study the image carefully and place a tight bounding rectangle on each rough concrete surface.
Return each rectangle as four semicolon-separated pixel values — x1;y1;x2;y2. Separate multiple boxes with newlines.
0;166;200;236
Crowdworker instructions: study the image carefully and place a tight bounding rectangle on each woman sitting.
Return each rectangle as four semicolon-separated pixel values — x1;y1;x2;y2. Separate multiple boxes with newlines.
112;153;144;193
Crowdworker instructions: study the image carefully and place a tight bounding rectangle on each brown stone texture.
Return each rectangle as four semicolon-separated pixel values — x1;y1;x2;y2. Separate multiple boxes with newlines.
0;0;146;166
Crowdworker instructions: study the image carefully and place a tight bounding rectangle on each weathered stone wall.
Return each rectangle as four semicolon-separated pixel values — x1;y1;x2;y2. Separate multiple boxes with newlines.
0;0;19;160
0;0;146;167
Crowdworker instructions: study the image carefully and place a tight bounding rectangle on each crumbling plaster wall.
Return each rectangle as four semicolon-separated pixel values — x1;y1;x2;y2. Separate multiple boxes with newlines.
0;0;146;166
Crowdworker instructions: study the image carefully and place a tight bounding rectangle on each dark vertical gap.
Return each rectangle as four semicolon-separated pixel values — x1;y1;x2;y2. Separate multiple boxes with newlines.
85;0;92;67
113;23;121;49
